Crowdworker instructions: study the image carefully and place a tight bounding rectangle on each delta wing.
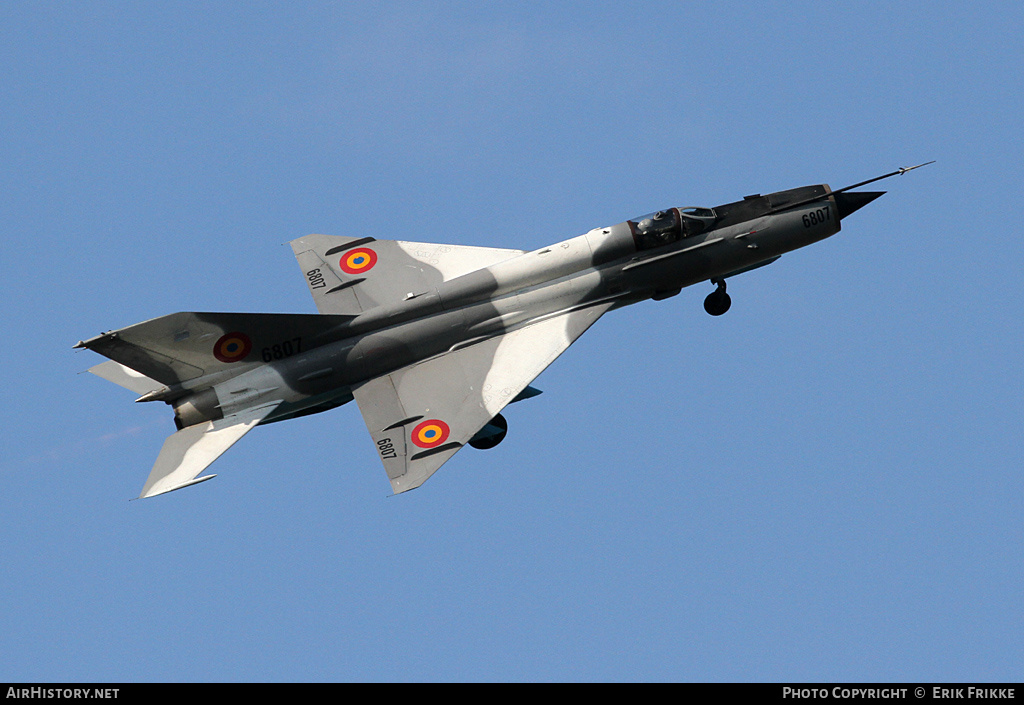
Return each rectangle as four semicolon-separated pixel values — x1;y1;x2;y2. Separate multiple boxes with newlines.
290;234;524;314
352;301;614;493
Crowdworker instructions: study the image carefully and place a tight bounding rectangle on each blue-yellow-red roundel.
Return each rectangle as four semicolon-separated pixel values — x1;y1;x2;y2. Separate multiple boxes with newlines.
411;419;451;448
339;247;378;274
213;332;252;363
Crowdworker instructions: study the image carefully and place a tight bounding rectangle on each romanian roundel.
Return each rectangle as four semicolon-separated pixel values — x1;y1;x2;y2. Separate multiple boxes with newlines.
411;419;451;449
213;332;252;363
339;247;378;274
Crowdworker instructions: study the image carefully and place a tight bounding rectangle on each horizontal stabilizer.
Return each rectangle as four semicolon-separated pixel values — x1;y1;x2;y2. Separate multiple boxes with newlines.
87;360;164;396
138;401;281;499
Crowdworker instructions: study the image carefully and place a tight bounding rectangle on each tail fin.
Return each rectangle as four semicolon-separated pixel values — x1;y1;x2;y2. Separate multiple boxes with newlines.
76;311;354;386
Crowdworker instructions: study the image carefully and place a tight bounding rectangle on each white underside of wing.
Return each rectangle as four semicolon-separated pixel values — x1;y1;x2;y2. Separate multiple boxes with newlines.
478;305;604;417
352;301;613;494
393;241;524;281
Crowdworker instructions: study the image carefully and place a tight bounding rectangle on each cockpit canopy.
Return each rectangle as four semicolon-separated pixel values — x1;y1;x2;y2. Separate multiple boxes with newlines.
629;207;717;251
681;206;716;222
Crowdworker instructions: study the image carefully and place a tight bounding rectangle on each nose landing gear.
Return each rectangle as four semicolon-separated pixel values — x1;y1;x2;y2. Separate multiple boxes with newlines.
703;279;731;316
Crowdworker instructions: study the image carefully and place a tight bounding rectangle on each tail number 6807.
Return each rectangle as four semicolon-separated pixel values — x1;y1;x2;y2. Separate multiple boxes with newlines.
306;268;327;290
802;206;831;228
377;438;397;460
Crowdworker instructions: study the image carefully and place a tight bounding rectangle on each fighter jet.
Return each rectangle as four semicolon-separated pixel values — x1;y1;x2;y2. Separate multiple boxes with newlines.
75;164;929;498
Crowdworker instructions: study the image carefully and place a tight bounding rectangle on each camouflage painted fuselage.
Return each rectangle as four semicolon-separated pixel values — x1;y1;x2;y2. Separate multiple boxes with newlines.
77;178;892;497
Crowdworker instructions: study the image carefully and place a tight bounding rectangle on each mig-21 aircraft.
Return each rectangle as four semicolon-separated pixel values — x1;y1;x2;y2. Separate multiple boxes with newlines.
76;164;929;499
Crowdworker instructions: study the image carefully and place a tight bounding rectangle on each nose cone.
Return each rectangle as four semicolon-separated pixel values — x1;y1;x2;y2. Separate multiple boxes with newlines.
834;190;885;220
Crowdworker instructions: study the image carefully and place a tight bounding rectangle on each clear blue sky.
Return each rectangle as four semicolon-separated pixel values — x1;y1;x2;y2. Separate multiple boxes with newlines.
2;1;1021;682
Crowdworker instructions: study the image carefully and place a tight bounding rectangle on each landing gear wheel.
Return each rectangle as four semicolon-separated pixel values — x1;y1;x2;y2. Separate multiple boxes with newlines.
704;280;731;316
469;413;508;450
